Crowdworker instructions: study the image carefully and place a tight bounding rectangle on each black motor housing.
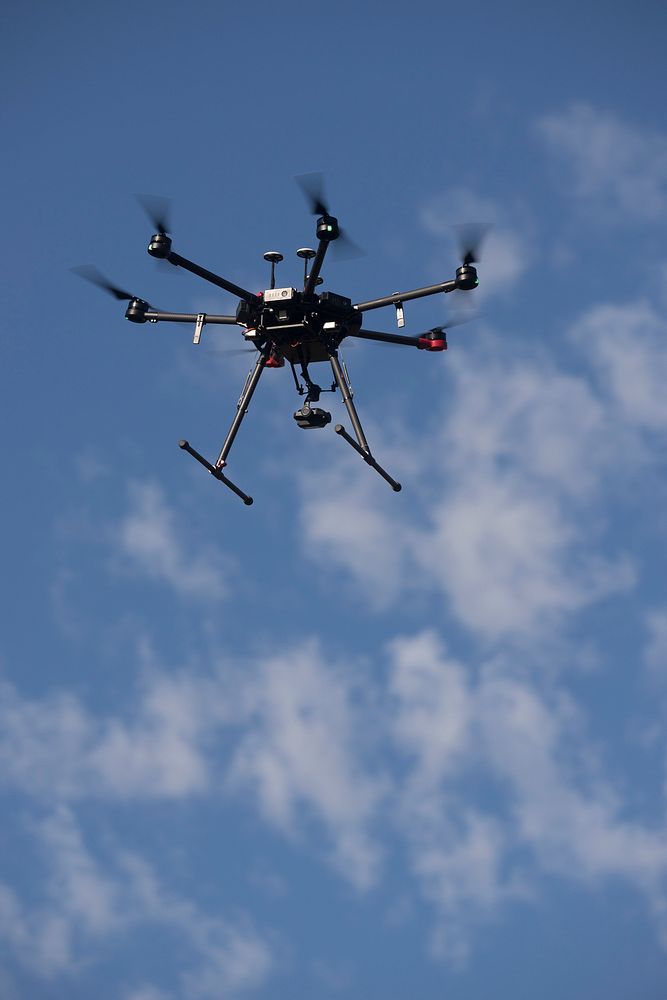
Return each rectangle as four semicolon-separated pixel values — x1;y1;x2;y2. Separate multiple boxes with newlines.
125;297;150;323
456;264;478;290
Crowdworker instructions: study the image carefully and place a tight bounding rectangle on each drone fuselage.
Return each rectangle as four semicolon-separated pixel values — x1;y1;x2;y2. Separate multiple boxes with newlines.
239;286;358;365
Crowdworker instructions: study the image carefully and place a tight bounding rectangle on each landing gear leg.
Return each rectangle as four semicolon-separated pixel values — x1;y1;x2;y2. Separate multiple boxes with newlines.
328;351;401;492
178;351;268;504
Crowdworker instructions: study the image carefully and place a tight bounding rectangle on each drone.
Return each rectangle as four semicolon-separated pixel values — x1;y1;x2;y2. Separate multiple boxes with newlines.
75;176;484;505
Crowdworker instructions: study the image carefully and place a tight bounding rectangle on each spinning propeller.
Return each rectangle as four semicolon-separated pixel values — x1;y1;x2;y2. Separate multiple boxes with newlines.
71;265;156;323
71;265;148;304
136;193;172;236
296;172;364;260
455;222;491;266
205;344;256;357
136;194;176;265
296;172;330;218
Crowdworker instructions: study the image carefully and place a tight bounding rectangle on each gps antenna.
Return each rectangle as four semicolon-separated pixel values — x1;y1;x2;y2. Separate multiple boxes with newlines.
263;251;283;290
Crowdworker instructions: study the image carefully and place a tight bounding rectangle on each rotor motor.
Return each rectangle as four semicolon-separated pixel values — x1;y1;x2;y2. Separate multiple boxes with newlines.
125;297;150;323
316;215;340;242
147;232;172;259
455;263;478;290
417;329;447;351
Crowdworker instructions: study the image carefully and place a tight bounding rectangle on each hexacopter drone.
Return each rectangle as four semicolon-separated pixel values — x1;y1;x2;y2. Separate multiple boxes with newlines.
76;176;484;505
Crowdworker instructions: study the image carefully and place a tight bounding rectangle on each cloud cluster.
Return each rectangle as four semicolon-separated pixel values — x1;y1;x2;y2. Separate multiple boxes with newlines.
228;641;386;889
645;609;667;677
297;303;656;640
0;667;215;800
0;642;386;889
3;612;667;978
538;103;667;221
0;807;273;997
571;299;667;432
116;481;228;600
387;630;667;957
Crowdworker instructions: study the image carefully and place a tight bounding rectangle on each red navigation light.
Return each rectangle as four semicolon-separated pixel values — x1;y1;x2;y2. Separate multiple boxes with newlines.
265;353;285;368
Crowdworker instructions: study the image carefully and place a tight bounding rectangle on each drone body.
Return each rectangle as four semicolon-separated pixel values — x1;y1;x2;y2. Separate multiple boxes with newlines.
76;179;483;505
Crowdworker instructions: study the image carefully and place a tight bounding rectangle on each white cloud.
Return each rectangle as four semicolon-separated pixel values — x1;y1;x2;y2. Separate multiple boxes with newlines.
229;641;386;889
0;807;274;997
645;609;667;676
0;807;121;978
415;475;613;640
0;681;96;799
296;455;413;609
3;620;667;970
387;633;528;958
0;884;70;979
39;806;121;935
474;228;526;298
297;337;637;641
571;300;667;431
386;633;523;959
74;447;110;484
440;350;612;495
0;640;385;888
388;630;470;787
125;989;173;1000
412;810;519;963
91;669;213;797
120;853;274;998
538;103;667;220
50;569;85;640
386;631;667;957
117;481;228;599
0;667;214;801
477;668;667;893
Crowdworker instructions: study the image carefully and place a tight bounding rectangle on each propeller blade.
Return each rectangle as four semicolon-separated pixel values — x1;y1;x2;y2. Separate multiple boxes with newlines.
205;346;257;357
331;227;366;261
455;223;492;265
71;265;136;301
136;193;172;235
296;173;365;259
295;171;329;217
440;308;479;330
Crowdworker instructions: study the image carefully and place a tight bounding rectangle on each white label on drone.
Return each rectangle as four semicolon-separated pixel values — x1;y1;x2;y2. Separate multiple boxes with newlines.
264;287;295;302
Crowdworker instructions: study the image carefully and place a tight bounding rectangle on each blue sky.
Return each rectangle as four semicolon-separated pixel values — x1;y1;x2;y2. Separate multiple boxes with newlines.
2;1;667;997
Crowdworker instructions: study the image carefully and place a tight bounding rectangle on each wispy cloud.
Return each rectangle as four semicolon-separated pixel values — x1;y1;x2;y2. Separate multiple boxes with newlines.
74;447;110;484
124;989;172;1000
229;641;387;890
0;640;386;888
120;853;274;999
645;609;667;677
0;666;215;801
2;616;667;970
296;456;413;609
386;630;667;958
476;668;667;887
538;103;667;221
0;806;274;997
296;318;640;641
571;299;667;432
116;481;228;599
